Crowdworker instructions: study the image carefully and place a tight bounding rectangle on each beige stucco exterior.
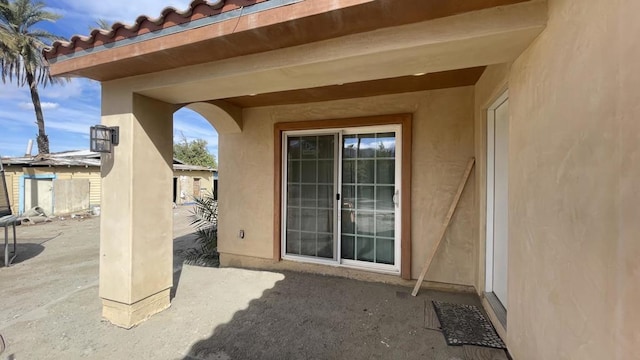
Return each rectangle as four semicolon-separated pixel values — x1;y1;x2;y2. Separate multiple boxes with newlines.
44;0;640;357
219;87;477;285
98;93;175;328
469;0;640;356
503;0;638;358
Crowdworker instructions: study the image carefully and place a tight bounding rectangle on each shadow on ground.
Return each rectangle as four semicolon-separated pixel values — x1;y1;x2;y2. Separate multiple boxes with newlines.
171;232;199;300
180;270;482;360
7;243;46;266
2;231;64;267
1;238;55;267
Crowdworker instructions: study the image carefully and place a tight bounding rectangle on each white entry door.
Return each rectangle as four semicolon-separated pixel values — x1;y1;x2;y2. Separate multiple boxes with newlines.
487;92;509;309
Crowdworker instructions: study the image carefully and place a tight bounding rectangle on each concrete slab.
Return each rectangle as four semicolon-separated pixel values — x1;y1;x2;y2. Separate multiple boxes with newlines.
0;206;494;360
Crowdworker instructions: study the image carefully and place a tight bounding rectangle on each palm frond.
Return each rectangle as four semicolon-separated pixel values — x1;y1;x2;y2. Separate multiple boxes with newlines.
0;0;64;86
0;0;66;154
184;192;219;267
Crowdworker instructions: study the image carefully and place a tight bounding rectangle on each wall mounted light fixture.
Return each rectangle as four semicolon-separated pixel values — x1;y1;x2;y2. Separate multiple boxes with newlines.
90;125;119;153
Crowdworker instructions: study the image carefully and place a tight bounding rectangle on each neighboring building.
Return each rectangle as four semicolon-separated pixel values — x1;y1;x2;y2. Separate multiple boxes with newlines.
172;158;219;205
1;150;216;215
42;1;638;358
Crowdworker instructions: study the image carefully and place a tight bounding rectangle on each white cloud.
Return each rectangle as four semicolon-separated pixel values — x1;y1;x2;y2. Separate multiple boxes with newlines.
44;102;101;134
17;103;32;110
0;78;98;102
42;79;99;100
18;102;60;110
53;0;193;25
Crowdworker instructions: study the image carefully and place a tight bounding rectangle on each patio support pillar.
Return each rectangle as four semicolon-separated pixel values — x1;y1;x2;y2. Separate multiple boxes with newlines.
99;88;175;328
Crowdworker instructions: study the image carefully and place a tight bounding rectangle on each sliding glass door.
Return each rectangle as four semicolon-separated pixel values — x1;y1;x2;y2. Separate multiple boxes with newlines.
340;131;398;268
282;126;401;273
285;134;337;260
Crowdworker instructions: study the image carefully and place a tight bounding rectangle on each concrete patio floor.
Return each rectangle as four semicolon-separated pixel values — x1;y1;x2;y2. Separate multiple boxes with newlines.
0;207;507;360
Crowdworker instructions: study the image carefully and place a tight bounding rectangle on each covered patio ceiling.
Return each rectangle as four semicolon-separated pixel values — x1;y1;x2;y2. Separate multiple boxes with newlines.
47;0;547;107
222;67;487;107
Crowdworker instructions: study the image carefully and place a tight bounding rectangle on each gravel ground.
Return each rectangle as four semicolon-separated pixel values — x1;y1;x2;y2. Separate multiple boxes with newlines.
0;206;497;360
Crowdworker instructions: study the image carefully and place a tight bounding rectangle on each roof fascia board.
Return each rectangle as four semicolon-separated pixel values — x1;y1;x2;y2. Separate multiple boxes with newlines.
48;0;303;65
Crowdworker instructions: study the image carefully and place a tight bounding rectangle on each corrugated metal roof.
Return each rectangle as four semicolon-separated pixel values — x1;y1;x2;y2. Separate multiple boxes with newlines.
173;164;216;171
1;150;216;172
49;150;100;158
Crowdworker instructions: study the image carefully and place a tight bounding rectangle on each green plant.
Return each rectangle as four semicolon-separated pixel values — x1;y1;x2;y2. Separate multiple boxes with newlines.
184;192;219;267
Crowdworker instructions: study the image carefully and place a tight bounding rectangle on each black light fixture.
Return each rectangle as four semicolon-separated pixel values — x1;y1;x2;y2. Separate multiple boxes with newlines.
90;125;119;153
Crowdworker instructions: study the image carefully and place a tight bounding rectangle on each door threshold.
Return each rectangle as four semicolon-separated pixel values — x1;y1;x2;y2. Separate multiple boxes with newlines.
484;292;507;330
282;255;400;276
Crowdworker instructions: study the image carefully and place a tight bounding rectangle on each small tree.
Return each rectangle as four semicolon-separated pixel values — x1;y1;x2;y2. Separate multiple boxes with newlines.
173;133;217;168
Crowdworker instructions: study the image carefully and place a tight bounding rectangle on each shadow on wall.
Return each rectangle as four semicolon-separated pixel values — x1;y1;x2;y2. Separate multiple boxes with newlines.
179;269;482;360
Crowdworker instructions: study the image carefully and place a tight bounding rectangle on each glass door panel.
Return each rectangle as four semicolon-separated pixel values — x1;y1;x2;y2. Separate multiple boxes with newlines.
283;126;400;273
285;135;336;260
340;132;398;267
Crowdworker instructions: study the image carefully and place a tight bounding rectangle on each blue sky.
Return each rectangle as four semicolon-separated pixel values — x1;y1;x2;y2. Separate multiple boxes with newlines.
0;0;219;160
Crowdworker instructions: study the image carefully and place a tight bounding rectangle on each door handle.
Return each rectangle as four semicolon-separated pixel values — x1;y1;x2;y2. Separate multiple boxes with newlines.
393;190;399;208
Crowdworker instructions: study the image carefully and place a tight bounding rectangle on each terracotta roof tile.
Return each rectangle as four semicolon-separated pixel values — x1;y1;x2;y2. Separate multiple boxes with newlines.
44;0;269;60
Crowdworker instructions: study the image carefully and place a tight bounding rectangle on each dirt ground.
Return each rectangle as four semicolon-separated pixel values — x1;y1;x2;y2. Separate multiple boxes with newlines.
0;207;506;360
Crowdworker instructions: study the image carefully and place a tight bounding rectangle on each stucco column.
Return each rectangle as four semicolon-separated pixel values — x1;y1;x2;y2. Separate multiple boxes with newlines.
99;89;175;328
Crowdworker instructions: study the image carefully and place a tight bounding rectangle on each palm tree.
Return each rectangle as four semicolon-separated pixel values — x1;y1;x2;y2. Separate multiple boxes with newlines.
0;0;63;155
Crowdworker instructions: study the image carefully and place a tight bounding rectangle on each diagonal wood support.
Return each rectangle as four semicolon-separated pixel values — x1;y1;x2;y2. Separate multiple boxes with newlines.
412;158;475;296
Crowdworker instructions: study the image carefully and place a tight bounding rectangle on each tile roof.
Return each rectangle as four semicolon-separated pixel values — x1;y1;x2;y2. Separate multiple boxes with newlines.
44;0;269;60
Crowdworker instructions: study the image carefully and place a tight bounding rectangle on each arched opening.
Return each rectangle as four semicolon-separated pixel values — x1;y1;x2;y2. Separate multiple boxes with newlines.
170;101;241;296
172;106;219;205
182;101;243;134
171;100;241;203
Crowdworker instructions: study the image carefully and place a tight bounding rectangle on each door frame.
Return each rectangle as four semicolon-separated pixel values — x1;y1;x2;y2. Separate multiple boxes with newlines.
280;125;402;273
281;130;341;267
485;90;509;299
274;114;413;279
19;173;57;215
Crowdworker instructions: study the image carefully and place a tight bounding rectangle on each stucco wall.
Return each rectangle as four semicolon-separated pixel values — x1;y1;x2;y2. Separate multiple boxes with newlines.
505;0;638;358
218;87;477;285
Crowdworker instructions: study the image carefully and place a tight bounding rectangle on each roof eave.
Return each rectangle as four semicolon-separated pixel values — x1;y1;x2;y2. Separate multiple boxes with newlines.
45;0;531;81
